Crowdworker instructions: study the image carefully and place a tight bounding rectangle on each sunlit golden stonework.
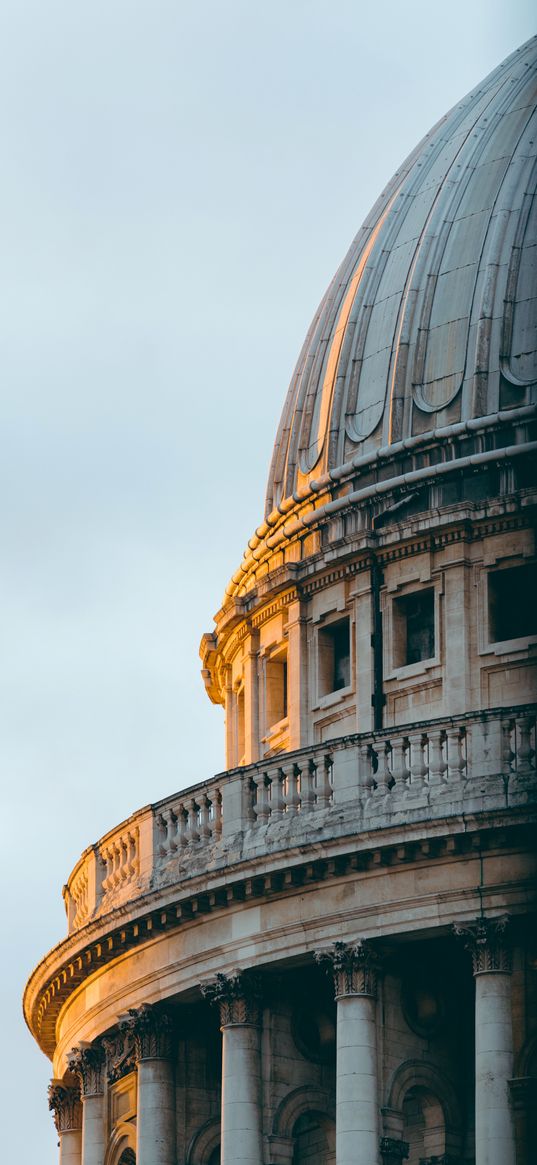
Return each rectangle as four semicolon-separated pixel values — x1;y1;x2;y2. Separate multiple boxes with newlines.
25;38;537;1165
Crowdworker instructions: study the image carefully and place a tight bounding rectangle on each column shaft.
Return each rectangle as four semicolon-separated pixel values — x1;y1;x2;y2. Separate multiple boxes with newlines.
59;1129;82;1165
80;1095;105;1165
475;973;516;1165
336;993;380;1165
136;1058;176;1165
221;1023;263;1165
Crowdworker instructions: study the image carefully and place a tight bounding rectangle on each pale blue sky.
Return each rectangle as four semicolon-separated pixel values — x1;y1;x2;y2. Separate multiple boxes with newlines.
1;2;534;1159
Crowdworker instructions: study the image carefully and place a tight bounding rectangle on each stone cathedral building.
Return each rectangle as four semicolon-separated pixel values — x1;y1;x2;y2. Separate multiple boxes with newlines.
25;38;537;1165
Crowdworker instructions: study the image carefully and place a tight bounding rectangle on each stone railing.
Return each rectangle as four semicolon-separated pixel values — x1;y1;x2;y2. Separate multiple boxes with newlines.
62;705;536;933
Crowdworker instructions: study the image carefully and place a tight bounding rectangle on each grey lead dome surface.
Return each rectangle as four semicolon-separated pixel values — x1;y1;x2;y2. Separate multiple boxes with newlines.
266;37;537;518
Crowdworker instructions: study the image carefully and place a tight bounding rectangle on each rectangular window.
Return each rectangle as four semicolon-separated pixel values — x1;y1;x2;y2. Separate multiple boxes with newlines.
394;589;435;667
488;563;537;643
318;618;351;696
266;655;287;727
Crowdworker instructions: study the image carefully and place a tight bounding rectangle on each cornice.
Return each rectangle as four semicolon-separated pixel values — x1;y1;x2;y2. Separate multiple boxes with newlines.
24;810;536;1060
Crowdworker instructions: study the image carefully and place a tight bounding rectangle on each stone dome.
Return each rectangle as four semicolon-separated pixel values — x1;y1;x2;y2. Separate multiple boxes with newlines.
266;36;537;518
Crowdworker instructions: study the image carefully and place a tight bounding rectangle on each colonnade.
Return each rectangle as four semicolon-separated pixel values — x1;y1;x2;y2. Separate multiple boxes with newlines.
48;920;519;1165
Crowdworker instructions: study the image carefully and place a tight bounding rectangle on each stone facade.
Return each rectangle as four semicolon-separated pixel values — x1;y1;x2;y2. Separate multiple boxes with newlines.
24;37;537;1165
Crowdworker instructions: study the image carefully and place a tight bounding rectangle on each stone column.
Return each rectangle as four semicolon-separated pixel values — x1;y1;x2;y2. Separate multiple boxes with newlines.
67;1045;105;1165
287;597;309;749
316;940;381;1165
201;971;263;1165
49;1080;83;1165
454;917;516;1165
126;1004;175;1165
243;627;260;764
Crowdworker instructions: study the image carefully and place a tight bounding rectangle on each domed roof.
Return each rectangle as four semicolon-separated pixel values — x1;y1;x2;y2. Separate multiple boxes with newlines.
266;37;537;518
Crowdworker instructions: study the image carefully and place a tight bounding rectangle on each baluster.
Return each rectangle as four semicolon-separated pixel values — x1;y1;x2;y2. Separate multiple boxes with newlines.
252;773;270;824
111;843;120;887
283;763;300;816
428;729;447;785
315;753;333;808
198;794;211;841
269;770;285;819
185;797;200;844
299;758;315;813
446;727;466;781
501;720;515;775
408;732;427;791
372;741;391;794
358;741;374;794
390;736;410;788
211;787;223;836
175;804;188;850
515;715;535;775
159;809;175;857
126;831;137;877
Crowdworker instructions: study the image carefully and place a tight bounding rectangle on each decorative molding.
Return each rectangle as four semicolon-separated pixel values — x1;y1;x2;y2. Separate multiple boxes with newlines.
453;915;512;974
200;970;261;1026
123;1003;173;1061
48;1080;82;1133
102;1024;136;1083
67;1043;105;1097
315;939;380;998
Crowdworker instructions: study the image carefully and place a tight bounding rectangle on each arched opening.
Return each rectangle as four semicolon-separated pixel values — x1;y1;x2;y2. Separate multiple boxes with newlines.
292;1111;336;1165
207;1148;220;1165
118;1153;136;1165
402;1087;445;1163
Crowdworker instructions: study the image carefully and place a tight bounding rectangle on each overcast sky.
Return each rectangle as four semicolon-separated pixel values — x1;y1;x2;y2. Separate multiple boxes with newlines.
1;2;534;1159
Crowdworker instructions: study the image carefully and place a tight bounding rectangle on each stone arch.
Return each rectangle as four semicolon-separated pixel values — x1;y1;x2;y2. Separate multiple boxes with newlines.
386;1059;463;1157
273;1086;335;1139
104;1123;137;1165
186;1115;221;1165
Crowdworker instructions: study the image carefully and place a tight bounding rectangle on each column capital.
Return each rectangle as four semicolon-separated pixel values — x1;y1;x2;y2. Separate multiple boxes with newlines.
315;939;381;998
67;1042;105;1097
453;915;512;974
123;1003;173;1061
380;1137;410;1163
200;970;261;1026
48;1079;82;1133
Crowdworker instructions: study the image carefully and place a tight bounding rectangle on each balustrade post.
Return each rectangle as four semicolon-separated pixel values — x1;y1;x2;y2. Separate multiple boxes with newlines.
67;1044;105;1165
407;732;427;793
454;917;515;1165
428;730;447;786
270;770;285;819
390;737;409;791
201;971;263;1165
446;728;466;782
126;1004;175;1165
49;1080;82;1165
315;753;333;808
316;940;381;1165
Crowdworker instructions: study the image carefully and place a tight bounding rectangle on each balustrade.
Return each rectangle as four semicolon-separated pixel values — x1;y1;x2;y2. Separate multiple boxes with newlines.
61;706;535;935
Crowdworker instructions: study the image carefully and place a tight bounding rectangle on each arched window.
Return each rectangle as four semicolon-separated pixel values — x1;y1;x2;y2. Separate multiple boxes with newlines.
402;1087;445;1163
118;1153;136;1165
293;1111;336;1165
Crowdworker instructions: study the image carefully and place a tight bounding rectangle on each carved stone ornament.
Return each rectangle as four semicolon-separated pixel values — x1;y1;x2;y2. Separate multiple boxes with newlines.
379;1137;410;1163
67;1042;105;1097
315;939;380;998
453;915;512;975
124;1003;173;1061
200;970;261;1026
102;1023;137;1083
48;1079;82;1133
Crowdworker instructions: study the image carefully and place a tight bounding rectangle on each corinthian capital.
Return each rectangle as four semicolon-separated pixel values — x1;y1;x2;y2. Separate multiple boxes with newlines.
124;1004;173;1061
315;939;380;998
200;970;261;1026
48;1079;82;1133
67;1043;105;1097
453;915;512;975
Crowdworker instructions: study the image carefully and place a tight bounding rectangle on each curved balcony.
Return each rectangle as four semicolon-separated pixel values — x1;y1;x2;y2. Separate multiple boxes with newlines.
24;703;537;1063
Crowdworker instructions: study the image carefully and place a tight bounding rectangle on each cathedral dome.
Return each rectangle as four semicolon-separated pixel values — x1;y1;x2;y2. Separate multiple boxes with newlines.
266;36;537;517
